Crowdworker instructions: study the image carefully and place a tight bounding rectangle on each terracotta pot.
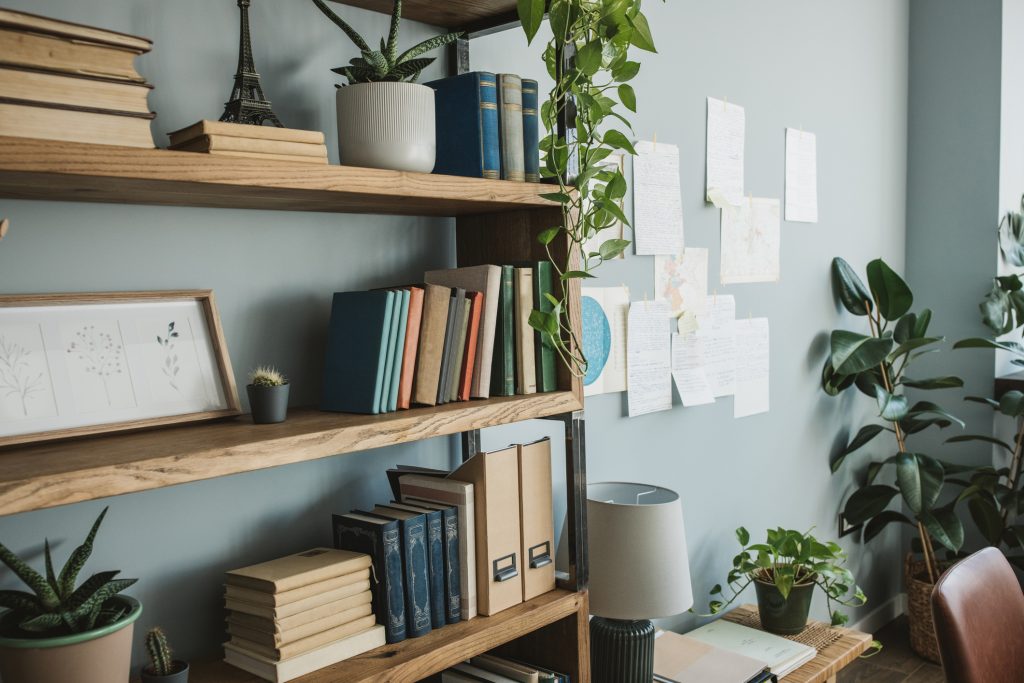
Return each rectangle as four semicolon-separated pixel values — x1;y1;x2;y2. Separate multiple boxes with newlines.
0;596;142;683
335;81;436;172
754;578;815;635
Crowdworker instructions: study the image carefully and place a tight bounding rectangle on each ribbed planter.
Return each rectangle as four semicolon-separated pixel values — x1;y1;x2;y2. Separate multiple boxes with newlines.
590;617;655;683
754;578;815;635
335;82;436;173
0;596;142;683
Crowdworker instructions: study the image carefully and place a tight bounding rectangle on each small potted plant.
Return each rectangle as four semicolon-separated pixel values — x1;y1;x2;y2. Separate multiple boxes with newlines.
247;366;289;424
0;508;141;683
697;527;867;634
140;627;188;682
310;0;463;172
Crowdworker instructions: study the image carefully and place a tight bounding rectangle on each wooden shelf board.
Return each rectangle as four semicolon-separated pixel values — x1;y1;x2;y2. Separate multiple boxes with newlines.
187;589;582;683
0;391;581;516
330;0;518;31
0;137;555;217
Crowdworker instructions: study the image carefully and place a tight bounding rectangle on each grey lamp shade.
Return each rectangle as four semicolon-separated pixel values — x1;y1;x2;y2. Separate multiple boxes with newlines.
587;482;693;620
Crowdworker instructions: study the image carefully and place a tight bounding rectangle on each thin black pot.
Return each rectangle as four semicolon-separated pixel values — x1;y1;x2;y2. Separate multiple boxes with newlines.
140;661;189;683
753;578;815;635
247;383;289;424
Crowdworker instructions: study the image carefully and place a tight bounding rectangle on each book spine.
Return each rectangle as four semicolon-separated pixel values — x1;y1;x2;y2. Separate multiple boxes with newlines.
332;517;406;643
442;507;462;624
402;518;433;638
534;261;557;392
497;74;525;182
522;79;540;183
480;73;500;180
425;511;446;628
491;266;516;396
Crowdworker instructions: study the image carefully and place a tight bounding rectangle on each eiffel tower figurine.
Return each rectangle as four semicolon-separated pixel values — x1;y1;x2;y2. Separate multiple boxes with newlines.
220;0;283;127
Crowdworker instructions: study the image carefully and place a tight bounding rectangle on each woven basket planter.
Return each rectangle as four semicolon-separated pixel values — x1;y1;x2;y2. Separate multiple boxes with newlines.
904;554;943;664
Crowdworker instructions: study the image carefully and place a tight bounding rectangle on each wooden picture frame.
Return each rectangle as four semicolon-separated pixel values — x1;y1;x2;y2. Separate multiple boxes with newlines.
0;290;240;447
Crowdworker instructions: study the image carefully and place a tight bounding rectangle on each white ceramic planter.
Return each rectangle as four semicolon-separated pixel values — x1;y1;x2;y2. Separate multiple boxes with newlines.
335;82;436;173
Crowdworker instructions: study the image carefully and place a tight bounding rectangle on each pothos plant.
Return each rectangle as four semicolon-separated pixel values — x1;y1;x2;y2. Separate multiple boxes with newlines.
517;0;657;375
823;257;969;584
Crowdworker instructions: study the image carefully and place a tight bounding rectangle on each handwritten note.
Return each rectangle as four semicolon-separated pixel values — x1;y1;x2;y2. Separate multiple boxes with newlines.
655;247;709;316
671;332;715;407
697;294;736;397
734;317;770;418
582;286;630;397
721;197;781;284
706;97;746;207
627;300;672;417
633;140;684;255
786;129;818;223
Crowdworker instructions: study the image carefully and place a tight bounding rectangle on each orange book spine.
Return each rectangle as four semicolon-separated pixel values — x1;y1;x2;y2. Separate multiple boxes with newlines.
398;287;424;409
459;292;483;401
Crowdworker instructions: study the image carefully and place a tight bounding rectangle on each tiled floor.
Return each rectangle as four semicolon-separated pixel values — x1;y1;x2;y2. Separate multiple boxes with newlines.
837;617;945;682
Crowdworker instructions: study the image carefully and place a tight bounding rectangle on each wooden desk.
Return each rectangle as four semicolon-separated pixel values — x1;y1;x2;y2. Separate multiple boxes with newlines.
723;605;874;683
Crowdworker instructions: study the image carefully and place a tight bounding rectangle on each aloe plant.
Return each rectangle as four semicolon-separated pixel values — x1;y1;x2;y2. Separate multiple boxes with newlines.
0;507;137;637
311;0;462;85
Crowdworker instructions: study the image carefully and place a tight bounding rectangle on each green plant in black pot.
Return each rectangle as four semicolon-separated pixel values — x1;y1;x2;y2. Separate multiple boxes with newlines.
697;527;867;634
141;627;188;682
247;365;289;424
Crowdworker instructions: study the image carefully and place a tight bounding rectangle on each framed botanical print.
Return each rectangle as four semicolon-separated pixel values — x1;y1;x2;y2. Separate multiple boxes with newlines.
0;290;240;447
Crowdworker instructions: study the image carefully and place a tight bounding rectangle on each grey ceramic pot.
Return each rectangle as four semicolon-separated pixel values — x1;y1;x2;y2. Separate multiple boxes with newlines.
247;383;289;424
754;578;815;635
140;661;189;683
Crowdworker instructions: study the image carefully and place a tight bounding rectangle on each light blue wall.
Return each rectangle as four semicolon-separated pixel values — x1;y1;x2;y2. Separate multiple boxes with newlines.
0;0;910;669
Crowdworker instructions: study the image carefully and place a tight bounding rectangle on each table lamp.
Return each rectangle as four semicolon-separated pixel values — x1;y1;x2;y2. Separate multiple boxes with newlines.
588;482;693;683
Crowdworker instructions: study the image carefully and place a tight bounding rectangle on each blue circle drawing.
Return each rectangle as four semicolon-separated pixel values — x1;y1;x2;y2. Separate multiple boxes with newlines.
581;296;611;386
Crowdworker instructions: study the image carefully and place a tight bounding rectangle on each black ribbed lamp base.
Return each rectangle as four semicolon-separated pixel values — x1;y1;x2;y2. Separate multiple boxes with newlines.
590;617;655;683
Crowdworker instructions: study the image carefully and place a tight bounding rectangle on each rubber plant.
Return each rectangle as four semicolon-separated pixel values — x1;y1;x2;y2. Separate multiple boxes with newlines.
517;0;657;374
823;257;968;583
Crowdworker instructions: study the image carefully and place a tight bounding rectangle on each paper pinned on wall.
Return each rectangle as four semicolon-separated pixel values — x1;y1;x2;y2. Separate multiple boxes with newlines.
697;294;736;397
655;247;709;317
706;97;746;208
720;196;781;284
671;331;715;407
582;286;630;397
633;140;684;255
733;317;770;418
627;300;673;417
785;128;818;223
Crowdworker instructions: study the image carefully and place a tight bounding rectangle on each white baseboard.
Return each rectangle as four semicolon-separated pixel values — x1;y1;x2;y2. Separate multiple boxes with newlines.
850;593;906;634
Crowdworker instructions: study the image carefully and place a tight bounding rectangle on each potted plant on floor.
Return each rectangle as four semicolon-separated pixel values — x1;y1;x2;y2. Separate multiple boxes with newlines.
697;527;867;634
310;0;462;172
0;507;141;683
247;365;289;424
140;627;188;682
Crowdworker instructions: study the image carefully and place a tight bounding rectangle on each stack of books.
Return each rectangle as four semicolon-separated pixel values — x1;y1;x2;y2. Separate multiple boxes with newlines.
167;120;329;165
427;71;540;183
0;8;155;147
442;653;571;682
223;548;384;683
320;262;558;415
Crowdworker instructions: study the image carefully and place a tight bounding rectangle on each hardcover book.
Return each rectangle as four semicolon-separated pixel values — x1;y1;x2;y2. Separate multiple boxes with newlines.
437;288;465;405
0;27;144;82
332;513;407;644
0;101;155;148
533;261;557;393
167;119;326;147
459;291;484;402
402;499;461;624
227;602;373;646
224;569;369;609
321;290;394;414
382;502;446;629
168;134;327;158
368;506;433;638
225;548;371;594
387;288;411;412
412;284;451;406
224;578;370;619
0;65;152;114
491;265;516;397
514;267;537;394
223;625;385;683
378;289;403;414
227;590;371;635
228;613;377;660
521;78;540;183
426;71;500;179
496;74;525;182
397;286;424;409
448;298;471;403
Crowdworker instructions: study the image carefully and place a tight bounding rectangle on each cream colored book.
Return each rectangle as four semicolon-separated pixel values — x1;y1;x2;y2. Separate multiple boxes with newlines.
0;8;152;52
228;602;373;647
0;66;151;113
0;102;153;147
228;614;377;660
225;577;370;617
513;267;537;394
169;147;328;165
226;548;371;594
223;625;385;683
167;119;325;147
228;590;371;635
170;134;328;158
0;28;143;81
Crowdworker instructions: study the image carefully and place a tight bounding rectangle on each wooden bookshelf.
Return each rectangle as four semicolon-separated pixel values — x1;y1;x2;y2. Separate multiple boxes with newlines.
331;0;519;32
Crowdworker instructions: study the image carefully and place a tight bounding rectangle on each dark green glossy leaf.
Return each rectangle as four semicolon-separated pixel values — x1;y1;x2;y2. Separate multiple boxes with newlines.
821;359;855;396
612;60;641;82
901;376;964;390
618;83;636;112
875;385;909;421
831;330;892;375
907;401;964;428
921;506;964;552
946;434;1013;451
577;40;603;76
954;337;1024;354
845;485;899;525
894;314;916;344
866;259;913;321
913;309;932;338
863;510;914;542
537;226;561;245
895;453;943;514
626;12;656;52
603;129;637;155
736;527;750;546
999;391;1024;418
831;424;886;473
968;495;1004;546
831;258;872;316
517;0;545;43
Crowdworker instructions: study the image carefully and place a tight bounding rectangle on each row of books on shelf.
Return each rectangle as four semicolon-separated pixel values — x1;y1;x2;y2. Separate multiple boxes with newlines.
321;263;559;415
428;71;541;183
442;654;571;682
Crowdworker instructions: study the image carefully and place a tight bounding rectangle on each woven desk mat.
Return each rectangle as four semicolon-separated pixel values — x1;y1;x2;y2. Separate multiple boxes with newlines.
721;611;843;652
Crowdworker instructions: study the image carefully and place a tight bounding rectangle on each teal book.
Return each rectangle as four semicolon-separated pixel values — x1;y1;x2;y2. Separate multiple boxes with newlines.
321;290;394;414
426;72;500;180
497;74;525;182
533;261;557;392
522;78;540;183
368;506;433;639
378;290;403;414
387;289;411;412
490;265;516;396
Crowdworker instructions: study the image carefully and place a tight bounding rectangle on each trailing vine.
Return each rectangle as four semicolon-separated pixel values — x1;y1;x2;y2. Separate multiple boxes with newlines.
518;0;657;375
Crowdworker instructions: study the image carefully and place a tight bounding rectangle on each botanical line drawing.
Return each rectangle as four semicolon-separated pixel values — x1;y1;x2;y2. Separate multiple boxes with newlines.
0;335;45;417
66;325;125;407
156;322;181;393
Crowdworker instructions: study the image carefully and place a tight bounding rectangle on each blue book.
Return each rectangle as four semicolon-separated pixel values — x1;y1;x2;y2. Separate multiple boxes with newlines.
369;506;432;638
426;71;500;179
383;502;446;629
332;512;406;644
378;291;403;414
522;78;540;183
387;289;410;413
321;291;394;414
404;498;462;624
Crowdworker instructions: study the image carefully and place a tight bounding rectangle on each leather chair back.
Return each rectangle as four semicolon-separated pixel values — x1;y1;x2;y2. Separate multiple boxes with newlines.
930;547;1024;683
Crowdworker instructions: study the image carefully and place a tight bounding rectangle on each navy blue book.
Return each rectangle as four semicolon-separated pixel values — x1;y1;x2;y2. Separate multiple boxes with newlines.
368;506;432;638
382;502;446;629
522;78;540;183
426;72;500;179
332;512;406;644
404;498;461;624
321;290;395;414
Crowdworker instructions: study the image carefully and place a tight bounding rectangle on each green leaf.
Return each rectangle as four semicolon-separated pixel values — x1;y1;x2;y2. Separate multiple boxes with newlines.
598;239;630;260
44;539;57;596
0;589;41;614
385;0;401;64
832;425;885;473
63;570;120;612
921;507;965;552
603;130;637;155
946;434;1013;451
845;485;899;525
311;0;370;52
907;401;965;428
875;386;909;421
999;391;1024;418
821;359;855;396
605;173;628;200
831;258;873;316
866;259;913;320
19;612;64;633
612;60;641;82
389;57;435;79
561;270;596;280
626;12;657;52
396;31;464;65
736;527;750;546
863;510;914;542
0;542;59;609
830;330;892;375
59;507;107;598
577;40;603;77
894;314;916;343
968;496;1005;546
618;84;636;112
913;309;932;338
517;0;545;43
901;376;964;390
540;192;572;204
537;227;561;245
895;453;943;514
954;337;1024;355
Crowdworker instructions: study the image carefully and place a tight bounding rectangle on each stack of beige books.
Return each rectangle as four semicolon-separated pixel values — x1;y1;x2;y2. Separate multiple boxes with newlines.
0;7;155;147
168;120;328;165
223;548;385;683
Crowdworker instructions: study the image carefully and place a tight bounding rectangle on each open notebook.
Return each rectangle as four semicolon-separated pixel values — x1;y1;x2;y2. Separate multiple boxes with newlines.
654;629;775;683
684;619;817;678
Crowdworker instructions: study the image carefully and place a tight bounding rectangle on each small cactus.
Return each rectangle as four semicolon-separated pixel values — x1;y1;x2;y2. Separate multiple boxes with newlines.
145;627;174;676
249;365;287;388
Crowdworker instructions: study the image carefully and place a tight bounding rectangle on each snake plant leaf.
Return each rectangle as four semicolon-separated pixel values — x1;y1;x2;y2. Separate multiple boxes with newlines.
58;507;108;598
385;0;402;64
311;0;370;52
895;452;944;515
517;0;545;43
866;259;913;321
0;590;42;613
831;424;886;473
19;612;65;633
968;494;1004;546
44;540;57;596
901;376;964;390
844;485;899;525
362;50;389;76
76;578;137;615
863;510;914;542
625;12;656;52
874;385;909;421
831;330;892;375
0;542;59;609
830;257;873;316
390;57;434;79
63;570;120;612
396;31;464;65
920;506;965;552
